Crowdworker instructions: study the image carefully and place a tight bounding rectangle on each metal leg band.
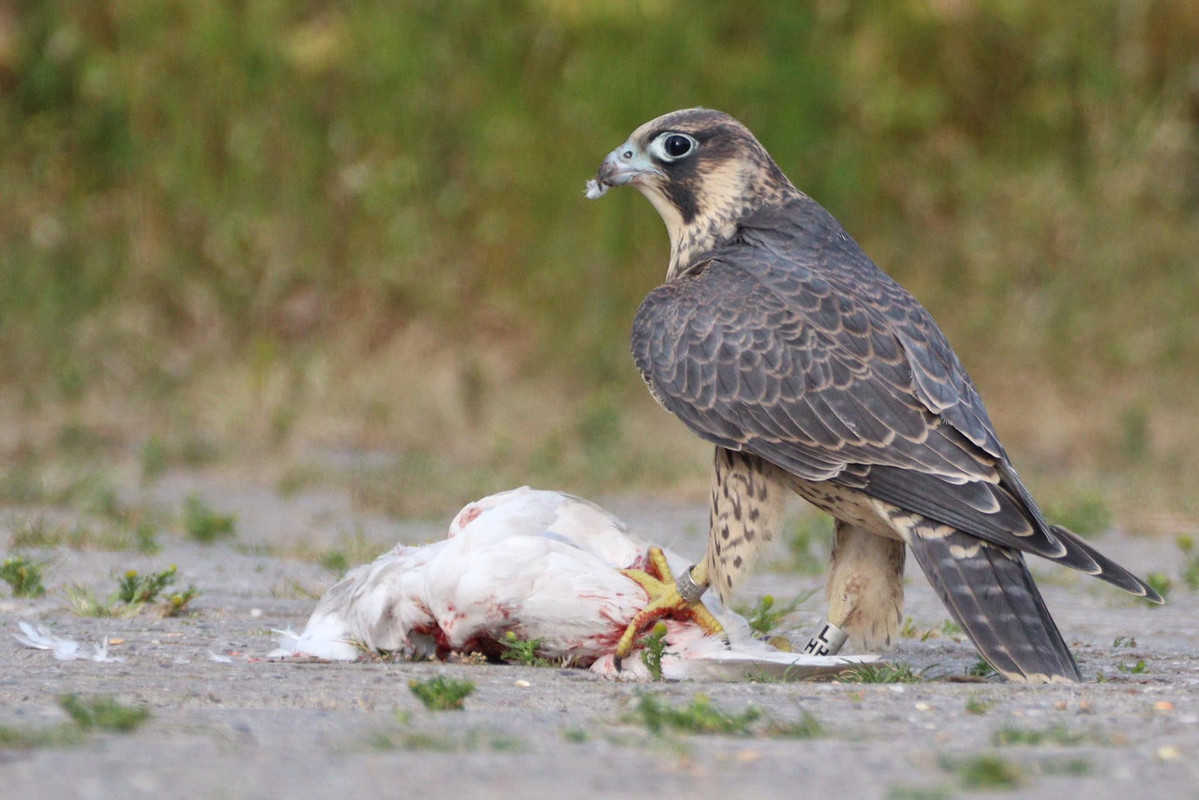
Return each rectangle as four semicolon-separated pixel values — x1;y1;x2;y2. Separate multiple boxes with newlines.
675;565;707;604
802;618;848;656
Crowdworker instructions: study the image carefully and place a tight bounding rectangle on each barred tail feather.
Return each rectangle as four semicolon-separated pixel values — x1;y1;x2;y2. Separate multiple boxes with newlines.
1049;524;1164;603
907;523;1081;683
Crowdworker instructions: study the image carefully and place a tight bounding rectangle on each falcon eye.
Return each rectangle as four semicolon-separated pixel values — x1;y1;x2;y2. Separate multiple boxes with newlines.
664;135;691;157
650;132;698;163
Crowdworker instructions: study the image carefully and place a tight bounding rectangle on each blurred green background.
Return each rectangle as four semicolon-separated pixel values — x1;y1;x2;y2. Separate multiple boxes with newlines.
1;0;1197;530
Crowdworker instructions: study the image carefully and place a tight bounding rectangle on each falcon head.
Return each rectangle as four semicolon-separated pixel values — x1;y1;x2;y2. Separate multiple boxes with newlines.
587;108;797;276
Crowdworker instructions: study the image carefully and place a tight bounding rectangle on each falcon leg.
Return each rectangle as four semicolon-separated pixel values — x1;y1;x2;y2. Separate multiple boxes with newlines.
614;548;725;665
821;520;906;652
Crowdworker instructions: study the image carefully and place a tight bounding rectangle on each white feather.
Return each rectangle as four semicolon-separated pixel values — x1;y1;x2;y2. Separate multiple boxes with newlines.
14;621;125;663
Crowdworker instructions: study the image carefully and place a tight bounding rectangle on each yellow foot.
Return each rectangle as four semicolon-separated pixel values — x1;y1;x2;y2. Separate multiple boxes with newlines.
615;547;726;665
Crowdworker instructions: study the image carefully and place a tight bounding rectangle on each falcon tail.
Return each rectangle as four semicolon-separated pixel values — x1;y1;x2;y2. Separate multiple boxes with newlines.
907;524;1082;683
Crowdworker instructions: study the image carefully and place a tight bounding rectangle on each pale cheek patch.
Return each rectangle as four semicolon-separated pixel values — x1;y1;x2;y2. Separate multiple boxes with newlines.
585;179;609;199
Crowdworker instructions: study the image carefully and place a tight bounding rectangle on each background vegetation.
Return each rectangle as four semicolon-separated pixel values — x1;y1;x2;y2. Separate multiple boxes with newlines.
1;0;1196;528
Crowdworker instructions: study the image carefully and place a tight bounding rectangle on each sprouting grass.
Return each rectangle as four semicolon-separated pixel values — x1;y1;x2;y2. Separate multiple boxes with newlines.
1112;635;1137;648
965;694;993;715
838;662;926;684
899;617;963;641
630;692;761;736
319;550;351;576
737;593;810;636
183;495;236;543
639;622;670;681
500;631;551;668
967;657;999;679
8;514;162;555
1178;535;1199;590
58;694;150;732
68;566;198;618
563;727;589;743
761;710;824;739
117;565;198;617
1117;659;1149;674
66;585;139;618
1042;757;1093;776
940;754;1023;790
369;725;521;752
993;724;1090;747
887;786;953;800
0;722;85;750
0;695;149;751
407;676;476;711
117;566;176;603
312;531;378;577
1;555;47;597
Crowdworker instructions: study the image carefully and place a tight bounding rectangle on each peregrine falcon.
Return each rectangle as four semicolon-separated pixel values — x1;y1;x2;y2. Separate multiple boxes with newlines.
586;108;1162;683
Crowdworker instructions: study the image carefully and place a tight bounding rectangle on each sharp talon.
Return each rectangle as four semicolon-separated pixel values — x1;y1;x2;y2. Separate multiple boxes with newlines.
615;548;724;661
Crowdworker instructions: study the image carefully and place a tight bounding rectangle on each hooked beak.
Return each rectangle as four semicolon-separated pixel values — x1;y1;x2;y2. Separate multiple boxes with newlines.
585;142;664;199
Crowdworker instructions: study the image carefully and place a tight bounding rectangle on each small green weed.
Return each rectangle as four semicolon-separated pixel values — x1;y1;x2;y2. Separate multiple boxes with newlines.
58;694;150;732
1112;635;1137;648
69;566;198;618
1178;535;1199;590
639;622;670;681
993;724;1087;746
118;565;176;604
761;710;823;739
941;754;1023;790
1117;659;1149;674
66;585;138;618
563;727;589;743
370;725;521;752
9;517;61;548
738;593;807;636
133;522;161;555
838;662;925;684
0;695;148;750
500;631;551;667
887;786;953;800
900;617;943;642
631;692;760;736
1041;757;1093;776
408;676;475;711
319;550;350;576
967;657;999;679
183;495;236;543
965;694;993;715
308;530;378;577
1;555;47;597
369;729;457;751
10;514;162;554
0;723;85;750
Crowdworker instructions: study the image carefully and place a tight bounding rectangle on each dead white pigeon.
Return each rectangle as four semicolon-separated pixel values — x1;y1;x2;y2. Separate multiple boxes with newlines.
271;487;874;680
14;621;124;663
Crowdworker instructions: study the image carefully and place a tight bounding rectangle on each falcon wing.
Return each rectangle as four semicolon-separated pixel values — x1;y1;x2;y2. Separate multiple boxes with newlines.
631;203;1159;601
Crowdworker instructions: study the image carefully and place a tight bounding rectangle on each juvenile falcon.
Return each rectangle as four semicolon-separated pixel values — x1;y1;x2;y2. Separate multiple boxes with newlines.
586;108;1161;683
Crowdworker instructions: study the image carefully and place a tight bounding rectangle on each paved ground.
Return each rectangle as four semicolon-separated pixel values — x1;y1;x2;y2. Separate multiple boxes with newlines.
2;474;1198;799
